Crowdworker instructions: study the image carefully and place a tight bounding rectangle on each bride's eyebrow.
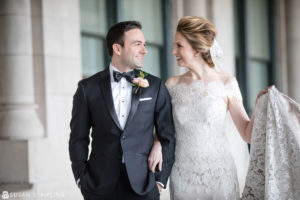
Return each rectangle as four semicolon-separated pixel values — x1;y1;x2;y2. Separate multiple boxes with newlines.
174;42;183;46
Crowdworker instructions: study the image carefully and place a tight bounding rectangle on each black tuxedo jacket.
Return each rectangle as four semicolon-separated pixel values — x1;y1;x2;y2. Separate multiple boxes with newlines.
69;67;175;195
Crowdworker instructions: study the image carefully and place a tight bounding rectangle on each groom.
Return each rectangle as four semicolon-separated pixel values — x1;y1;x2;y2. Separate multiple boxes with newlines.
69;21;175;200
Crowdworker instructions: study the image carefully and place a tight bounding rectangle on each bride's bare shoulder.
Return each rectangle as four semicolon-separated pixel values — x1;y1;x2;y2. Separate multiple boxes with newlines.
166;75;185;87
217;72;237;84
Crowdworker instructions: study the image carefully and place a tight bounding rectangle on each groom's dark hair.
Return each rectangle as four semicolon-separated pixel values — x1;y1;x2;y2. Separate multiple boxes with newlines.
106;21;142;57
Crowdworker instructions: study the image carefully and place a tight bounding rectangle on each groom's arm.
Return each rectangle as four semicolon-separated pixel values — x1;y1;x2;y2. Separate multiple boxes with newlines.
69;81;91;183
154;80;176;187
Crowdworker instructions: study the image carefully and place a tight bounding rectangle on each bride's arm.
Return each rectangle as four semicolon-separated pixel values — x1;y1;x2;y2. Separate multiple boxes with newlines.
148;133;163;173
228;97;252;143
228;88;269;144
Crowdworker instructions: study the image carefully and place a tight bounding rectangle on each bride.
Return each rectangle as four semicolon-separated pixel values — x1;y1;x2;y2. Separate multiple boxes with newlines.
148;16;268;199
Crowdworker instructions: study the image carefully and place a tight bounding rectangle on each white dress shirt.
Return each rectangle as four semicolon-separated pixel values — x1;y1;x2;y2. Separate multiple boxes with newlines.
109;64;132;130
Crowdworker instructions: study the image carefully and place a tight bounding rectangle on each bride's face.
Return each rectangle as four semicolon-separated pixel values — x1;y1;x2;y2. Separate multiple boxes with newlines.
172;32;198;68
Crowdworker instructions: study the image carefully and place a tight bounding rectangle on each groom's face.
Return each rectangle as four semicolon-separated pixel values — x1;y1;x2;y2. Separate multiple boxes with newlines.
120;29;147;69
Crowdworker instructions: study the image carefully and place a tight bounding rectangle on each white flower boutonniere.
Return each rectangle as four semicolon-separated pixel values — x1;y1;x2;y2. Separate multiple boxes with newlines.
132;70;149;94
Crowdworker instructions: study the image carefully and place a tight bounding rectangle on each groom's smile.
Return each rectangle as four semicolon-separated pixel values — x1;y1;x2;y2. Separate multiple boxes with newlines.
120;29;147;69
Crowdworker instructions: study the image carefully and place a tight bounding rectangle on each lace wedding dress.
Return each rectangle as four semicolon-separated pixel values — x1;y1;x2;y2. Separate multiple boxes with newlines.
241;87;300;200
167;79;249;200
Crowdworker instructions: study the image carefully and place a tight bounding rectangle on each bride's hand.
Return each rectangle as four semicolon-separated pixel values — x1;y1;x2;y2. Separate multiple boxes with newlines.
255;85;275;104
148;137;163;173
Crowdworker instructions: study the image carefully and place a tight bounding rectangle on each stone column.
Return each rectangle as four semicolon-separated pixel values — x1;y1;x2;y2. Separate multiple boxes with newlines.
183;0;208;17
0;0;43;140
171;0;209;76
286;0;300;103
210;0;235;75
275;0;289;94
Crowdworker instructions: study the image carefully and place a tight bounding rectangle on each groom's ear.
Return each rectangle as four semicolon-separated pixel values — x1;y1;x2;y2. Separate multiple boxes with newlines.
112;43;122;56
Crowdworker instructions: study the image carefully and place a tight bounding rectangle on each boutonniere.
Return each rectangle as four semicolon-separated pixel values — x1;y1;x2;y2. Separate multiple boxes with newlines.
132;70;149;94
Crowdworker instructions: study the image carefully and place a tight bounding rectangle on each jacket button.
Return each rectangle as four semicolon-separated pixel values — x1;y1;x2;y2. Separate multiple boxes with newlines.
122;135;126;140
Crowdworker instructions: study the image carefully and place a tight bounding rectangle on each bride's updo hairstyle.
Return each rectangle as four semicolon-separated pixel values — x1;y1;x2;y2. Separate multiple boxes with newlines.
177;16;217;67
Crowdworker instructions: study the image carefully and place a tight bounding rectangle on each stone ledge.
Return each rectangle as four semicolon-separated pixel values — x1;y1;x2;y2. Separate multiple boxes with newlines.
0;182;32;192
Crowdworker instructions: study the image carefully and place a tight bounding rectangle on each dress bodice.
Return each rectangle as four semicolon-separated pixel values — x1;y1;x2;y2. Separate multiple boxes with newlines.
167;80;242;156
167;79;243;200
169;81;228;142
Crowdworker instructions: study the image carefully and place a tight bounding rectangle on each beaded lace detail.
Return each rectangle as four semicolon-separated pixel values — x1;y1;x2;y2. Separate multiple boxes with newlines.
241;88;300;200
168;80;241;200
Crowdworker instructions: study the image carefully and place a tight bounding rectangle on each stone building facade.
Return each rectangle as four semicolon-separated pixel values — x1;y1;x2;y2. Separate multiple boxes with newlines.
0;0;299;199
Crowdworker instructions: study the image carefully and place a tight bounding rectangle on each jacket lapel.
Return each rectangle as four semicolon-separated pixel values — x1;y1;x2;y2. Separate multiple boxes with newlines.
99;68;122;130
124;86;141;130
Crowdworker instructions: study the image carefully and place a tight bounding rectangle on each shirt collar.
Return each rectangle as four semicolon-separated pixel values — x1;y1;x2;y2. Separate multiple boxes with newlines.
109;63;119;83
109;63;134;83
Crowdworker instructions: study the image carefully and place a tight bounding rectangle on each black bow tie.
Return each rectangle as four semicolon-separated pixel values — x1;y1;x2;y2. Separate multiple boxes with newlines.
113;70;136;83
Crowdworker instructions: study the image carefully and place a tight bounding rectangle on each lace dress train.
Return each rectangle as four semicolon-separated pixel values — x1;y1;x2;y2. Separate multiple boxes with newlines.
242;87;300;200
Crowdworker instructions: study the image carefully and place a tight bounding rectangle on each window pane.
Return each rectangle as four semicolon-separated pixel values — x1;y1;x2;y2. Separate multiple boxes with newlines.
247;0;270;60
80;0;107;35
142;46;161;77
81;36;104;78
247;60;268;111
122;0;163;45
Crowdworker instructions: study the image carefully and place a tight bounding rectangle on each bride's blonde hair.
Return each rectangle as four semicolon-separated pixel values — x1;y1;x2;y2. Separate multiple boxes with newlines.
176;16;217;67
